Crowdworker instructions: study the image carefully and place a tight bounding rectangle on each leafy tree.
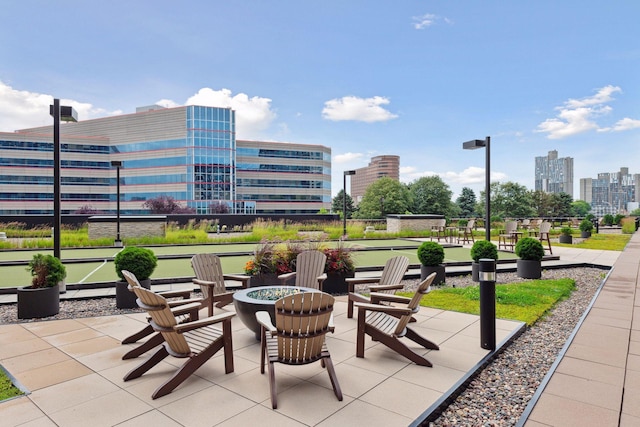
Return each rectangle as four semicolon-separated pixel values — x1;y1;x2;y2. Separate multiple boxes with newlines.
331;189;355;219
456;187;477;218
74;205;102;214
408;175;454;216
353;177;411;219
142;195;196;214
487;181;535;218
208;201;230;214
630;208;640;216
531;190;553;217
549;192;573;217
571;200;591;217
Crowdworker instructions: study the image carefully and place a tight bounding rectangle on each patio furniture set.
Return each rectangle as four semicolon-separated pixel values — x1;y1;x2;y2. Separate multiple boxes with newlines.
119;252;439;408
498;220;552;254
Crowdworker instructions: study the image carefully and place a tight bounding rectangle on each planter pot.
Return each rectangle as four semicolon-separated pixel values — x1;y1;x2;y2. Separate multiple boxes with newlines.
116;279;151;309
559;235;573;244
516;259;542;279
17;285;60;319
471;260;497;282
248;273;280;288
580;231;592;238
420;264;445;286
322;271;355;295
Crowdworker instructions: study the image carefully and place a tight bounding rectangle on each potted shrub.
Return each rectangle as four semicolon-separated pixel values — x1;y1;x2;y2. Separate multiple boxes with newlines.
417;241;445;285
469;240;498;282
17;254;67;319
559;226;573;244
579;219;593;238
515;237;544;279
244;241;284;287
114;247;157;308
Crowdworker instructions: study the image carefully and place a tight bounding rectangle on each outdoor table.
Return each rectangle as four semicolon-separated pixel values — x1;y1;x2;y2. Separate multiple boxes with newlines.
446;227;457;243
233;286;320;340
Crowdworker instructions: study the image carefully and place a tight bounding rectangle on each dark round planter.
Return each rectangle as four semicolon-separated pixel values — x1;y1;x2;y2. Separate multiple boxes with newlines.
580;231;592;238
116;279;151;309
559;235;573;244
420;264;445;285
322;271;355;295
516;259;542;279
17;285;60;319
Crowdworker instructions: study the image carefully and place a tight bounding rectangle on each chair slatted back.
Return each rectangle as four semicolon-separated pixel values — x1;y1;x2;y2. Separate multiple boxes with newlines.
274;292;334;363
465;219;475;232
433;219;446;230
128;278;191;356
292;251;327;289
539;221;551;235
191;253;226;299
505;221;518;234
378;256;410;293
393;273;435;336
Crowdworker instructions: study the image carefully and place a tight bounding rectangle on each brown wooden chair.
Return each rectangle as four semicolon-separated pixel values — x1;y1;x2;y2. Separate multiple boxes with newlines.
346;255;410;318
537;221;553;254
498;220;518;251
277;250;327;290
123;283;235;399
457;219;476;244
430;219;446;241
120;270;203;360
256;291;342;409
355;272;439;367
191;253;250;316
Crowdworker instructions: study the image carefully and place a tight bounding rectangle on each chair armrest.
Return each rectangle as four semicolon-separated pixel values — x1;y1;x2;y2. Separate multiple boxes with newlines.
317;273;327;283
223;274;251;288
368;283;404;292
167;297;203;308
328;313;335;333
174;312;235;333
354;302;412;316
345;277;381;285
369;292;411;305
278;272;297;281
192;278;216;287
255;311;276;332
157;289;192;299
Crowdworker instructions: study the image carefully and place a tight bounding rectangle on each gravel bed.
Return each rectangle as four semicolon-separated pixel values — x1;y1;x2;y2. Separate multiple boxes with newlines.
0;267;606;426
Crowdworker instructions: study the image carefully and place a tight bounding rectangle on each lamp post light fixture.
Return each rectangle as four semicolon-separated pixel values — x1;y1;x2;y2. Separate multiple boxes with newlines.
343;170;356;238
49;99;78;260
111;160;123;247
462;136;491;242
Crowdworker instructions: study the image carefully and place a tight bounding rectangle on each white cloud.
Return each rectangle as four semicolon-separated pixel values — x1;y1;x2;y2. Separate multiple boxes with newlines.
0;80;121;131
611;117;640;131
412;13;452;30
535;85;639;139
333;152;364;164
322;96;398;123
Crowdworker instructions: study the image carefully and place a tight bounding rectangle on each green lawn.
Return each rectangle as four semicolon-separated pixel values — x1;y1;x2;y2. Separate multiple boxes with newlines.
400;278;576;326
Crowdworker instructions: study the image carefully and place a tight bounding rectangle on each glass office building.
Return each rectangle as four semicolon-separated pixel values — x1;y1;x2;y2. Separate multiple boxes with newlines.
0;105;331;215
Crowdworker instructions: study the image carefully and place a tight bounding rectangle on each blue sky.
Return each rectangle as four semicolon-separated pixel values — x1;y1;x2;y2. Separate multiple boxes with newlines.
1;1;639;199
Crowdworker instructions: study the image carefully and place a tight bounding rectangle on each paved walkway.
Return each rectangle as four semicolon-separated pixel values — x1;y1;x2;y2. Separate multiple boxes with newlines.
519;231;640;426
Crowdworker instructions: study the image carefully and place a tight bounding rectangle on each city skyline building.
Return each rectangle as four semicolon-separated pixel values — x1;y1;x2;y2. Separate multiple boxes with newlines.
350;155;400;204
0;105;331;215
579;167;640;215
534;150;574;198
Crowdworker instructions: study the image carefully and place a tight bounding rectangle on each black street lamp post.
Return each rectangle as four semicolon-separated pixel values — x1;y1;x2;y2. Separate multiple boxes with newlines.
111;161;123;247
463;136;491;242
343;170;356;237
49;99;78;260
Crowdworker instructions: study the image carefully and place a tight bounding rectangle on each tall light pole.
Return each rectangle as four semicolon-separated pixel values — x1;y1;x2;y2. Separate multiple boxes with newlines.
343;170;356;238
49;99;78;260
463;136;491;242
111;160;123;247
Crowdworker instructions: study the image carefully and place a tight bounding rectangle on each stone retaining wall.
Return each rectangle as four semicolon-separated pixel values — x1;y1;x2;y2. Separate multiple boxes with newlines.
88;216;166;240
386;214;445;233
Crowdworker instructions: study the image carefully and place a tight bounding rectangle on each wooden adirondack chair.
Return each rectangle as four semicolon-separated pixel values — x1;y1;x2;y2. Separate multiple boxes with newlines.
123;283;235;399
256;291;342;409
120;270;203;360
355;273;439;367
191;253;250;316
346;255;410;318
277;250;327;290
